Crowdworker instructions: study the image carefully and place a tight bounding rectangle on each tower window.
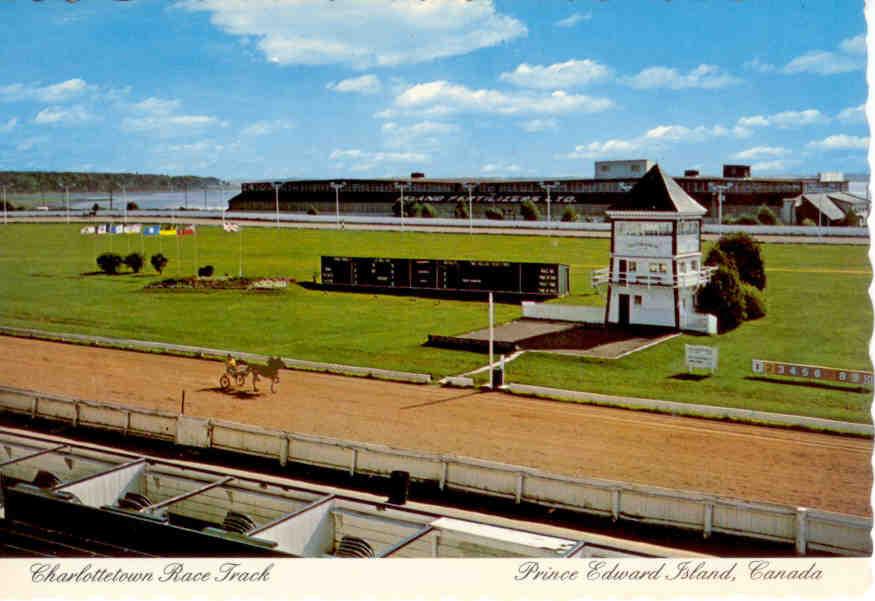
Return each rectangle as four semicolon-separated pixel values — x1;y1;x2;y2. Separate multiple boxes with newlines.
634;295;643;305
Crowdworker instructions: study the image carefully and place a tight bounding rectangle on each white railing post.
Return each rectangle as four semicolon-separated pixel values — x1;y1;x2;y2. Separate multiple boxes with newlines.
515;472;524;504
279;435;289;467
349;447;358;476
611;488;621;521
439;460;448;490
796;507;808;555
703;503;713;538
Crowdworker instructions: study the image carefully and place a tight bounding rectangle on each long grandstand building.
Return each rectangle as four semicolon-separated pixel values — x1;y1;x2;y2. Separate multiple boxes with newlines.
228;160;849;220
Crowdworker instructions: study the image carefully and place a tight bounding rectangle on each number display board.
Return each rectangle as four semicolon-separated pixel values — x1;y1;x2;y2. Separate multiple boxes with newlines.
321;256;570;298
752;359;873;386
685;344;718;372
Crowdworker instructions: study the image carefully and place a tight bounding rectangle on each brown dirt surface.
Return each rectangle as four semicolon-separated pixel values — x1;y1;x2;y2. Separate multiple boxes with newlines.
0;335;871;516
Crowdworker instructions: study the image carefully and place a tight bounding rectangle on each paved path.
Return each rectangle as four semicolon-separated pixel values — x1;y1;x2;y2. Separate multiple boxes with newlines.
0;335;870;516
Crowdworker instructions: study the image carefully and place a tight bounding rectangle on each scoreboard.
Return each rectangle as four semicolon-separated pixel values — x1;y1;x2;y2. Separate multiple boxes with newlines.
321;256;570;298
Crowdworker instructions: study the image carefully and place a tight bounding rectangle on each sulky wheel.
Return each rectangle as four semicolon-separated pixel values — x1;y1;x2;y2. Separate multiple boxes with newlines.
220;374;231;390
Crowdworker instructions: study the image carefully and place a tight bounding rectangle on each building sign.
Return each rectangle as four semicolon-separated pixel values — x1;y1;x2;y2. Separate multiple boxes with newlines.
685;345;717;372
752;359;873;386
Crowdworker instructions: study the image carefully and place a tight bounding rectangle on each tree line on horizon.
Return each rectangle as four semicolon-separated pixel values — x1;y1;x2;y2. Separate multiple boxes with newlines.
0;171;226;194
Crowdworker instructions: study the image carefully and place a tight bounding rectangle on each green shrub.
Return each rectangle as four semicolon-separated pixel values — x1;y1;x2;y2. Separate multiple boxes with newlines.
842;208;861;226
715;232;766;290
756;205;779;225
520;200;540;221
704;247;736;272
695;265;745;333
392;200;419;217
742;283;767;320
150;253;168;274
97;252;123;275
126;201;139;211
306;205;318;215
123;252;145;274
735;214;758;225
801;217;816;226
454;201;469;219
421;203;437;218
485;208;504;220
561;207;578;222
198;265;214;277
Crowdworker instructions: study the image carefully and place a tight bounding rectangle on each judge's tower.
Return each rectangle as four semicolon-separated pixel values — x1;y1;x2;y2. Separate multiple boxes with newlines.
594;164;713;330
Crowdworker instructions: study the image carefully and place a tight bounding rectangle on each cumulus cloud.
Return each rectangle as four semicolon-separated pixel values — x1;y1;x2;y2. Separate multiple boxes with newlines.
329;148;429;172
327;74;382;95
0;78;92;103
381;120;458;149
178;0;526;69
0;117;17;132
481;163;523;174
732;146;790;160
240;119;295;136
555;12;591;28
736;109;829;129
386;80;613;118
499;59;612;89
624;64;741;89
743;58;776;73
644;124;731;143
751;159;799;173
837;104;866;124
520;118;558;132
807;134;869;150
33;105;95;125
122;95;226;137
131;97;182;115
783;34;865;75
563;138;643;159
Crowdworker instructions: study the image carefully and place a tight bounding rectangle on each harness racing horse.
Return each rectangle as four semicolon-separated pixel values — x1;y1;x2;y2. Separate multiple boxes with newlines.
250;356;284;393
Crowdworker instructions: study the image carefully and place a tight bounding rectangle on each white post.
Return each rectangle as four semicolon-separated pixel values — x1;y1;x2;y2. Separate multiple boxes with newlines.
222;208;227;228
203;188;207;210
395;182;410;231
331;182;345;228
274;182;280;228
540;182;558;230
64;186;69;224
2;185;6;224
708;183;732;225
488;292;494;378
238;227;243;277
122;185;127;224
463;182;476;233
795;507;808;555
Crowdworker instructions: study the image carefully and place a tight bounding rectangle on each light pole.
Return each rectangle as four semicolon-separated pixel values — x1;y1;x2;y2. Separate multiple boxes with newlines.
330;182;345;228
203;188;208;210
122;185;128;224
64;185;70;224
273;181;282;228
539;181;559;227
708;182;733;225
394;182;410;231
2;185;6;225
462;182;476;233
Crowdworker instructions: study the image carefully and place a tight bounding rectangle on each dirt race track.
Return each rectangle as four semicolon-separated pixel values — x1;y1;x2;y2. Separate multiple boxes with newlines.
0;335;871;516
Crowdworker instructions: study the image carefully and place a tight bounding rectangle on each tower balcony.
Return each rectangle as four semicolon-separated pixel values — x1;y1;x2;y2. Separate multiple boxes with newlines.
591;266;716;289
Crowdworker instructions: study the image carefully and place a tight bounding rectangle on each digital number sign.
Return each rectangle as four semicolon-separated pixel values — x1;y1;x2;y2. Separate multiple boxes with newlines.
752;359;873;386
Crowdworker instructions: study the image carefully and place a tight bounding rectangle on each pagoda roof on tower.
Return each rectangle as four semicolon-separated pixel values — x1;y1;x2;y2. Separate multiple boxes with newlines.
608;164;707;215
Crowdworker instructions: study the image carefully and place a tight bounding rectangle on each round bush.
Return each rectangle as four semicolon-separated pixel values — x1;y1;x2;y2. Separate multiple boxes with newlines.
454;201;469;219
715;233;766;290
123;252;145;274
421;203;437;218
150;253;168;274
561;207;578;222
306;205;318;215
742;283;767;320
756;205;779;225
695;265;745;333
485;208;504;220
97;252;123;275
520;200;540;221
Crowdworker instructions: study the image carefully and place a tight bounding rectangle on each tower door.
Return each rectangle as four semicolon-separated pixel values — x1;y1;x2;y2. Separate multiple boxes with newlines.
618;294;630;326
618;259;627;284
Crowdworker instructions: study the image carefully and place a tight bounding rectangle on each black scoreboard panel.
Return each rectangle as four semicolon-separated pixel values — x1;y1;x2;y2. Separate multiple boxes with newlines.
321;256;570;298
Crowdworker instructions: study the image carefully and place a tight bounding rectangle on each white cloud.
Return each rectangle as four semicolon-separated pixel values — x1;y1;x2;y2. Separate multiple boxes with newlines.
732;146;790;160
555;12;591;28
481;163;523;174
837;104;866;123
381;120;458;149
644;124;730;143
736;109;828;129
329;148;429;171
179;0;526;69
16;137;48;151
624;64;741;89
0;117;17;132
563;138;643;159
520;118;558;133
807;134;869;150
387;80;613;118
240;119;295;136
839;34;866;55
499;59;612;89
122;114;225;136
751;159;799;173
131;97;182;115
33;105;95;125
327;74;382;95
743;58;776;73
0;78;92;103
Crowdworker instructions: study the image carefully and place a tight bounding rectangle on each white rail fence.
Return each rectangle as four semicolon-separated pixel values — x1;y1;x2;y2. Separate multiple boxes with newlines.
6;210;869;237
0;385;868;556
0;326;431;385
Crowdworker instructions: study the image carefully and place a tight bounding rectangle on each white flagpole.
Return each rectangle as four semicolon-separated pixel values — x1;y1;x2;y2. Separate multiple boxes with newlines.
488;292;494;380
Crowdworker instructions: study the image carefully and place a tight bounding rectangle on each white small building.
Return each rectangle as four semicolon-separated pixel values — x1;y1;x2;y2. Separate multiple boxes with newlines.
593;164;716;333
594;159;654;180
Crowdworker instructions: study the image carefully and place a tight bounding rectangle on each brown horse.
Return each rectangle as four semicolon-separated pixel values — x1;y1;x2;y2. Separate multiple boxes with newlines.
250;356;284;393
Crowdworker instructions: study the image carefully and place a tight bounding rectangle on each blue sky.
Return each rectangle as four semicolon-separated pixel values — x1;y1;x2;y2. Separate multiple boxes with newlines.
0;0;869;181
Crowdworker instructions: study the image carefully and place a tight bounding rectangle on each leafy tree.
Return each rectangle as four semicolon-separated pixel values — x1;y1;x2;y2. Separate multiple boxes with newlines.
123;252;145;273
392;200;419;217
703;247;736;272
842;208;861;227
736;214;758;225
561;207;578;222
453;200;469;219
421;203;437;218
714;232;766;290
484;208;504;220
695;265;745;333
198;265;214;277
520;199;540;221
306;205;318;215
756;205;779;225
801;217;816;226
150;253;168;274
91;202;100;213
126;201;140;211
97;252;123;275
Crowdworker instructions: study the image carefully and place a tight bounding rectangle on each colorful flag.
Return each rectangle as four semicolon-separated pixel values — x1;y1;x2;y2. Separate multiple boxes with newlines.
223;222;240;233
80;225;96;235
159;227;177;237
178;225;195;236
97;224;107;235
110;224;125;235
142;225;160;236
124;224;142;234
